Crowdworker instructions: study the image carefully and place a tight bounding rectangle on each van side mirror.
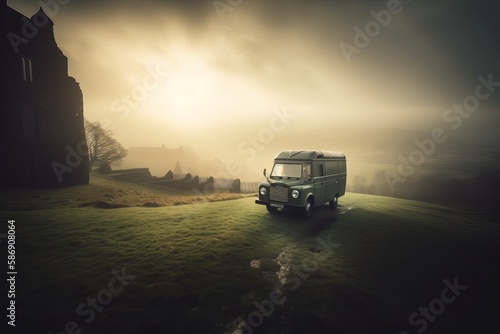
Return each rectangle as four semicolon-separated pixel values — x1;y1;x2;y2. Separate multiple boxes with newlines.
263;168;267;177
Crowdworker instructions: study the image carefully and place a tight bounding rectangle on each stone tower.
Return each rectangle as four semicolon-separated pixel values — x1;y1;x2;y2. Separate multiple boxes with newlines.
1;3;89;187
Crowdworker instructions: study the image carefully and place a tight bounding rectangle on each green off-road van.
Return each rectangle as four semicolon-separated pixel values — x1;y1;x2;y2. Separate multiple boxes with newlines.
255;150;347;218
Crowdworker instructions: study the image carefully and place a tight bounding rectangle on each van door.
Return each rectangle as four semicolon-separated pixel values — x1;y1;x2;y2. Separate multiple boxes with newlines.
313;162;326;206
325;161;339;201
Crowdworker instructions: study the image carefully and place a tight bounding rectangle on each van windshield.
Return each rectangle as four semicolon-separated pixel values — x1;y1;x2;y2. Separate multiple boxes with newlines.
270;163;303;179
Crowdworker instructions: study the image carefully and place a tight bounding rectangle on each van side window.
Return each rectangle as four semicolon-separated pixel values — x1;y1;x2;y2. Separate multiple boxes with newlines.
313;164;323;177
325;161;338;175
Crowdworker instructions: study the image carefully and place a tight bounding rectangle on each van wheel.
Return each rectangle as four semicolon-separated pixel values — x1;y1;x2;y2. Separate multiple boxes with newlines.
303;197;314;219
266;205;278;214
329;196;338;210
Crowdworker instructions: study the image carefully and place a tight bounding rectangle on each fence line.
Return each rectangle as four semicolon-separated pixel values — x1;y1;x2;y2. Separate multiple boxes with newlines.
200;178;258;193
241;182;258;193
172;176;258;193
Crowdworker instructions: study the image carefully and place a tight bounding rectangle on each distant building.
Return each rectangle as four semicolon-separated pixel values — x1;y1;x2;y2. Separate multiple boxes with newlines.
122;146;189;176
173;161;183;176
1;1;89;187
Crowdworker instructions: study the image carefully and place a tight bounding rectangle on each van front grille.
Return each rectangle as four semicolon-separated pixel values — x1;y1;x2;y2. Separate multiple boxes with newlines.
270;186;288;202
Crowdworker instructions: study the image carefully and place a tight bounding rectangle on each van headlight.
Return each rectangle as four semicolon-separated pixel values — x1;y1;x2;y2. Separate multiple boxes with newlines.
291;190;299;199
259;187;267;196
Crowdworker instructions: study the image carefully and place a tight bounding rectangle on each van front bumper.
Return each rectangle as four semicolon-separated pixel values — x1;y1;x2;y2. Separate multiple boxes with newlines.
255;200;304;209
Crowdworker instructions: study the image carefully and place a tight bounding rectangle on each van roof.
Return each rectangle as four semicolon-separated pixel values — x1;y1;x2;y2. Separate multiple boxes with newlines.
275;150;345;160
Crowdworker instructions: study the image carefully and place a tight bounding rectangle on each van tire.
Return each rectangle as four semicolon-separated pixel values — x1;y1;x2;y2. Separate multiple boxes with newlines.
266;205;278;214
303;197;314;219
329;196;338;210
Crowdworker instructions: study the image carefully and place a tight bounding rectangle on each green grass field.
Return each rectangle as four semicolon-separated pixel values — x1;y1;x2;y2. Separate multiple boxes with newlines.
2;178;499;334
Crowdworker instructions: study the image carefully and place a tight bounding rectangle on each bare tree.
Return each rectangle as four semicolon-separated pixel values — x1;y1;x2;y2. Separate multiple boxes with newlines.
85;120;127;168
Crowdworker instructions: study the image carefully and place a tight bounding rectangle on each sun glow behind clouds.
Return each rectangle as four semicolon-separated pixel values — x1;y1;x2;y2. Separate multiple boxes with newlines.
141;47;280;131
57;9;285;136
143;53;217;129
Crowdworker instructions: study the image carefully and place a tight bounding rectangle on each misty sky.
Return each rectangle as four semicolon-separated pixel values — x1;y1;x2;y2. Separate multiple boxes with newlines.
8;0;500;160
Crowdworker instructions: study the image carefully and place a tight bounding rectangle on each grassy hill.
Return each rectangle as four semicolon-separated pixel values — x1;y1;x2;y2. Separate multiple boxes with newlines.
2;177;499;334
0;174;250;211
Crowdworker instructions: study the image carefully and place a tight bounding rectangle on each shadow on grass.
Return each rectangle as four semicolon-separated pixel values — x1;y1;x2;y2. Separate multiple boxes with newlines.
262;203;340;237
